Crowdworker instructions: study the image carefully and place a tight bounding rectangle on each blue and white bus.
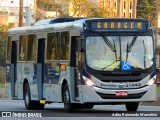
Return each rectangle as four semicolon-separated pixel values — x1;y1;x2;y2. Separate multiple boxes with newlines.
6;18;157;112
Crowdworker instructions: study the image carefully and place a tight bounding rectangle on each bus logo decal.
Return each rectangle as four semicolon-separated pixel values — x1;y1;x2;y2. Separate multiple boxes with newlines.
121;61;131;71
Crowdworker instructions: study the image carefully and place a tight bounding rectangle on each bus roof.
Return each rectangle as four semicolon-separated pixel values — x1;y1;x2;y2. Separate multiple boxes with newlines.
8;18;151;35
34;17;86;26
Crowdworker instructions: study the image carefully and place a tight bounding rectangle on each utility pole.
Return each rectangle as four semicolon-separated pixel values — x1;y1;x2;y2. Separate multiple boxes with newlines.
19;0;23;27
25;6;31;26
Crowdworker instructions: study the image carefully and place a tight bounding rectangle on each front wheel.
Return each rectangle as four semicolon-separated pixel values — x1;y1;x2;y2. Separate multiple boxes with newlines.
63;83;75;112
125;102;139;111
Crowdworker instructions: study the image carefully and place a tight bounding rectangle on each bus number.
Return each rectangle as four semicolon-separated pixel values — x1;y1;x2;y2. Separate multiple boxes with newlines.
126;82;141;88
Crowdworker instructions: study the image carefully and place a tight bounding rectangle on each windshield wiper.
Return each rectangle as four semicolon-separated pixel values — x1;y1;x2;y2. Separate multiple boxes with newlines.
143;40;146;69
101;33;117;61
126;34;138;62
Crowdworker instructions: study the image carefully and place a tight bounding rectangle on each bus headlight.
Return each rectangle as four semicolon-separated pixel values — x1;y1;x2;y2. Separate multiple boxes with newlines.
146;75;157;86
82;75;96;86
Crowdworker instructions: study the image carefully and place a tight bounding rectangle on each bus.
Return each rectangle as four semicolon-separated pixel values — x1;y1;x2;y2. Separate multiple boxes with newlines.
6;18;157;112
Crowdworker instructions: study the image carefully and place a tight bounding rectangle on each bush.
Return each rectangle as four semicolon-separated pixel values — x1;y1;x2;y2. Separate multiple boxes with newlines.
0;66;6;85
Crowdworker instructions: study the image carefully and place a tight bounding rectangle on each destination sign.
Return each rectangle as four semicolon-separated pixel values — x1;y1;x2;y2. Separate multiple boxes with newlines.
89;20;149;31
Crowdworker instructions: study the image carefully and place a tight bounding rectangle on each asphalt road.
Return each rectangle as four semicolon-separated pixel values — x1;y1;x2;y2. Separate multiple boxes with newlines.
0;100;160;120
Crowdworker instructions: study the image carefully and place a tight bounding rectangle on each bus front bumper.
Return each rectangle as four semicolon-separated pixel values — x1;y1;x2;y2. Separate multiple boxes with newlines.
81;84;156;103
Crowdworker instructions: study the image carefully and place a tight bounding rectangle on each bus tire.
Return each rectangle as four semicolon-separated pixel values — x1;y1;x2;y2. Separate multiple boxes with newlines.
84;104;94;109
125;102;139;111
63;83;75;112
24;83;35;110
34;102;45;110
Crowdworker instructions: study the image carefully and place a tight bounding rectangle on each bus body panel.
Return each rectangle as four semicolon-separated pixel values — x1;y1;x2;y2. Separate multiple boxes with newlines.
16;82;23;99
16;63;40;100
6;83;11;97
6;64;12;97
45;84;62;102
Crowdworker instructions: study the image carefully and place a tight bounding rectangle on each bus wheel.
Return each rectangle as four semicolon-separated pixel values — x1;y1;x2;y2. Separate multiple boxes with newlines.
63;83;75;112
34;102;45;110
24;83;35;110
84;104;94;109
125;102;139;111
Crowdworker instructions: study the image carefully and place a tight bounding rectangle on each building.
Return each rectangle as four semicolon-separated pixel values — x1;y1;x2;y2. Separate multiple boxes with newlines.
0;0;36;27
98;0;137;18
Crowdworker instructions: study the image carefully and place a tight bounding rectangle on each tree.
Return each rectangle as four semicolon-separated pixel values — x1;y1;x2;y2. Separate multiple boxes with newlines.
0;25;10;67
56;0;70;17
36;0;56;20
36;0;56;11
36;0;115;19
69;0;110;17
137;0;156;26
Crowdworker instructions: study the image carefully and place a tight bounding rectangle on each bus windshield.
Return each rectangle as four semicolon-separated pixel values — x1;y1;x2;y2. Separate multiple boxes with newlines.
86;35;154;71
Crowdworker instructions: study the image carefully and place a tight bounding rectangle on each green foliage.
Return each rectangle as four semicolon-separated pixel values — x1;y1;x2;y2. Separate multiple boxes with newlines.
37;0;56;11
0;84;5;88
0;24;12;67
0;66;5;85
70;0;112;18
0;25;8;67
137;0;156;26
69;0;96;17
36;0;112;18
157;85;160;93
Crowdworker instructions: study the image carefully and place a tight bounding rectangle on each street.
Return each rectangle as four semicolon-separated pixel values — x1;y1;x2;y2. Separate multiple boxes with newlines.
0;100;160;120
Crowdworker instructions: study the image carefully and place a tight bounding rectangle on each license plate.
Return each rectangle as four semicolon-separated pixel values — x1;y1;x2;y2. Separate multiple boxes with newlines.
115;91;128;96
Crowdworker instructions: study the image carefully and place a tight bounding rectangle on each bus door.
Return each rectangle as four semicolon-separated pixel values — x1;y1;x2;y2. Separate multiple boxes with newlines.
71;37;82;101
11;41;18;97
37;39;45;100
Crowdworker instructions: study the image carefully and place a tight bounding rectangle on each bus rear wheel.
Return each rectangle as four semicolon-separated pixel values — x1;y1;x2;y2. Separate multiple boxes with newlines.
24;83;35;110
24;83;44;110
63;83;75;112
125;102;139;111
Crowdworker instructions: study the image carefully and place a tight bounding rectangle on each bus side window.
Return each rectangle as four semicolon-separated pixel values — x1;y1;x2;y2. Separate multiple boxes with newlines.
47;33;56;67
55;32;60;60
27;34;37;62
19;35;27;61
7;36;12;62
61;32;69;60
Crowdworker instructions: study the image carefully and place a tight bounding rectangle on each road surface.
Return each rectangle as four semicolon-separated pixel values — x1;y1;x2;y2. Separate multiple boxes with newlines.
0;100;160;120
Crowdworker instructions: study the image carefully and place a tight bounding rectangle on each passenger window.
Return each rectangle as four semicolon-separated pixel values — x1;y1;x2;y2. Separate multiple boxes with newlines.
19;35;27;61
55;32;60;60
61;32;69;60
7;36;12;62
46;32;69;61
27;34;37;61
47;33;55;61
